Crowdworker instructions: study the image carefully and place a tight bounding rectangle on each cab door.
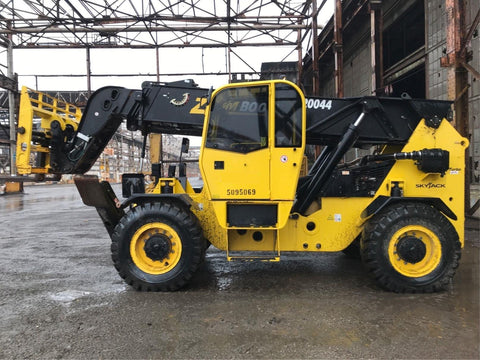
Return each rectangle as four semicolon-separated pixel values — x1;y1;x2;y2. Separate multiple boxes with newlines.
200;83;271;200
269;82;305;200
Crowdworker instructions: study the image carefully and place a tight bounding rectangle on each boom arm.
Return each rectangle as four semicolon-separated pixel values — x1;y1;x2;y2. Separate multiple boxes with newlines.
16;79;452;181
294;95;453;214
304;95;452;146
16;80;208;175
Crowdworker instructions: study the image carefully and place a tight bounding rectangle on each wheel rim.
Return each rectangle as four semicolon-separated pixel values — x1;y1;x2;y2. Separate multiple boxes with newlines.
388;225;442;278
130;223;182;275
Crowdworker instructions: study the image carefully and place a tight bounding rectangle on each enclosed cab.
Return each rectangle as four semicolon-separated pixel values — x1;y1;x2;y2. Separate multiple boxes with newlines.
199;81;306;260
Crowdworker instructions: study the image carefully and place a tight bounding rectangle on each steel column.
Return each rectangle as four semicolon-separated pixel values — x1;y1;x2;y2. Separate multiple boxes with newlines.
370;1;384;95
86;47;92;95
311;0;321;157
333;0;344;98
227;0;232;83
297;20;303;86
156;47;160;82
459;7;480;81
442;0;471;213
311;0;320;96
7;20;16;176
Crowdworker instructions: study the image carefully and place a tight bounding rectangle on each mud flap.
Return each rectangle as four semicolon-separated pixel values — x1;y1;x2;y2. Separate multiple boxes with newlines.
74;175;125;236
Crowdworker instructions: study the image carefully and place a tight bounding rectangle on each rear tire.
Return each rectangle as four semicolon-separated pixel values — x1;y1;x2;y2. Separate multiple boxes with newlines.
111;202;204;291
361;202;461;293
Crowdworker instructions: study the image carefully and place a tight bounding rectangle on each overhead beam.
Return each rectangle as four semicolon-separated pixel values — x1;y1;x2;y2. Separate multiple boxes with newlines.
0;24;308;35
19;71;260;78
12;41;297;49
1;15;308;25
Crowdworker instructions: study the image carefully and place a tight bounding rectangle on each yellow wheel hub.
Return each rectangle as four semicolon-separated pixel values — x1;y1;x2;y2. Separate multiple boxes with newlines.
388;225;442;278
130;222;182;275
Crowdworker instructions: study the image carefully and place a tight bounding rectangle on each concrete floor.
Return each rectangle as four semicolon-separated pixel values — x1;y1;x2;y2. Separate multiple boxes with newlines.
0;183;479;359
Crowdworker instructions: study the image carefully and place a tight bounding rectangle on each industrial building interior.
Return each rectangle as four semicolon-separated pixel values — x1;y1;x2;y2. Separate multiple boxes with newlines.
0;2;479;358
0;0;479;214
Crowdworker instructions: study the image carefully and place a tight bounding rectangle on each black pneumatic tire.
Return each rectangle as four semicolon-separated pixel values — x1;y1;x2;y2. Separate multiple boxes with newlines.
111;202;204;291
360;202;461;293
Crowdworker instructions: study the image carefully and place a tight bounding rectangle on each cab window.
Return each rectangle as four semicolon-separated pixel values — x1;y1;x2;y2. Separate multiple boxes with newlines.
274;83;302;147
206;85;268;153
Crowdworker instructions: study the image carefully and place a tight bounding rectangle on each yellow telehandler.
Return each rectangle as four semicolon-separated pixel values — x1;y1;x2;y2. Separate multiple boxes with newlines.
16;79;468;292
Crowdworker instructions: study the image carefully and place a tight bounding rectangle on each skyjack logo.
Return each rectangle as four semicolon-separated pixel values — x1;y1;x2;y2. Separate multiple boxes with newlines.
416;183;446;189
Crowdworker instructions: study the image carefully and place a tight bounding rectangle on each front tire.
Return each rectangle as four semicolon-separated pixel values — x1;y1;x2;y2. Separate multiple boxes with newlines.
111;202;204;291
361;202;461;293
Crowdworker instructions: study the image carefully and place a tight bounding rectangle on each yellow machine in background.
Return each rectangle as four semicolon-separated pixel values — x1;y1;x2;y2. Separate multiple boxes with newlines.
16;87;82;177
16;79;468;293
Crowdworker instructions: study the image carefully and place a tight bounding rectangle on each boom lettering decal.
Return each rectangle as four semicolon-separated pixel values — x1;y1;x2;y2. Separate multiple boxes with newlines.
306;98;332;110
189;97;208;114
221;101;267;113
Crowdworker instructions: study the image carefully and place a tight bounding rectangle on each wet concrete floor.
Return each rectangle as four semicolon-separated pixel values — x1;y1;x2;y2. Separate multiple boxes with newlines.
0;184;479;359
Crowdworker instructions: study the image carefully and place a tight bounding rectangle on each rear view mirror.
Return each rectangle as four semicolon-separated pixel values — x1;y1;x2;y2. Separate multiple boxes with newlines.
206;86;213;106
181;137;190;153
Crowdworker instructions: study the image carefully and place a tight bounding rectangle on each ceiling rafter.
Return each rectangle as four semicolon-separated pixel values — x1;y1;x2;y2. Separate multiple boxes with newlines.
0;0;310;49
0;0;334;88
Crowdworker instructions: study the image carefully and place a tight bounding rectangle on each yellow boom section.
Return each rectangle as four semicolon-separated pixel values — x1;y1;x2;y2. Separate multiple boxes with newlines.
16;86;82;175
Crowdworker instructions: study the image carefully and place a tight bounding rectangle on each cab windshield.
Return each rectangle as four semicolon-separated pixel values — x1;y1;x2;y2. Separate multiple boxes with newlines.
206;85;269;153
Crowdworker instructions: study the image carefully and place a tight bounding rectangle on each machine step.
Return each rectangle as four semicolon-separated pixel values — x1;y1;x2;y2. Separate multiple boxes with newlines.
227;251;280;262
